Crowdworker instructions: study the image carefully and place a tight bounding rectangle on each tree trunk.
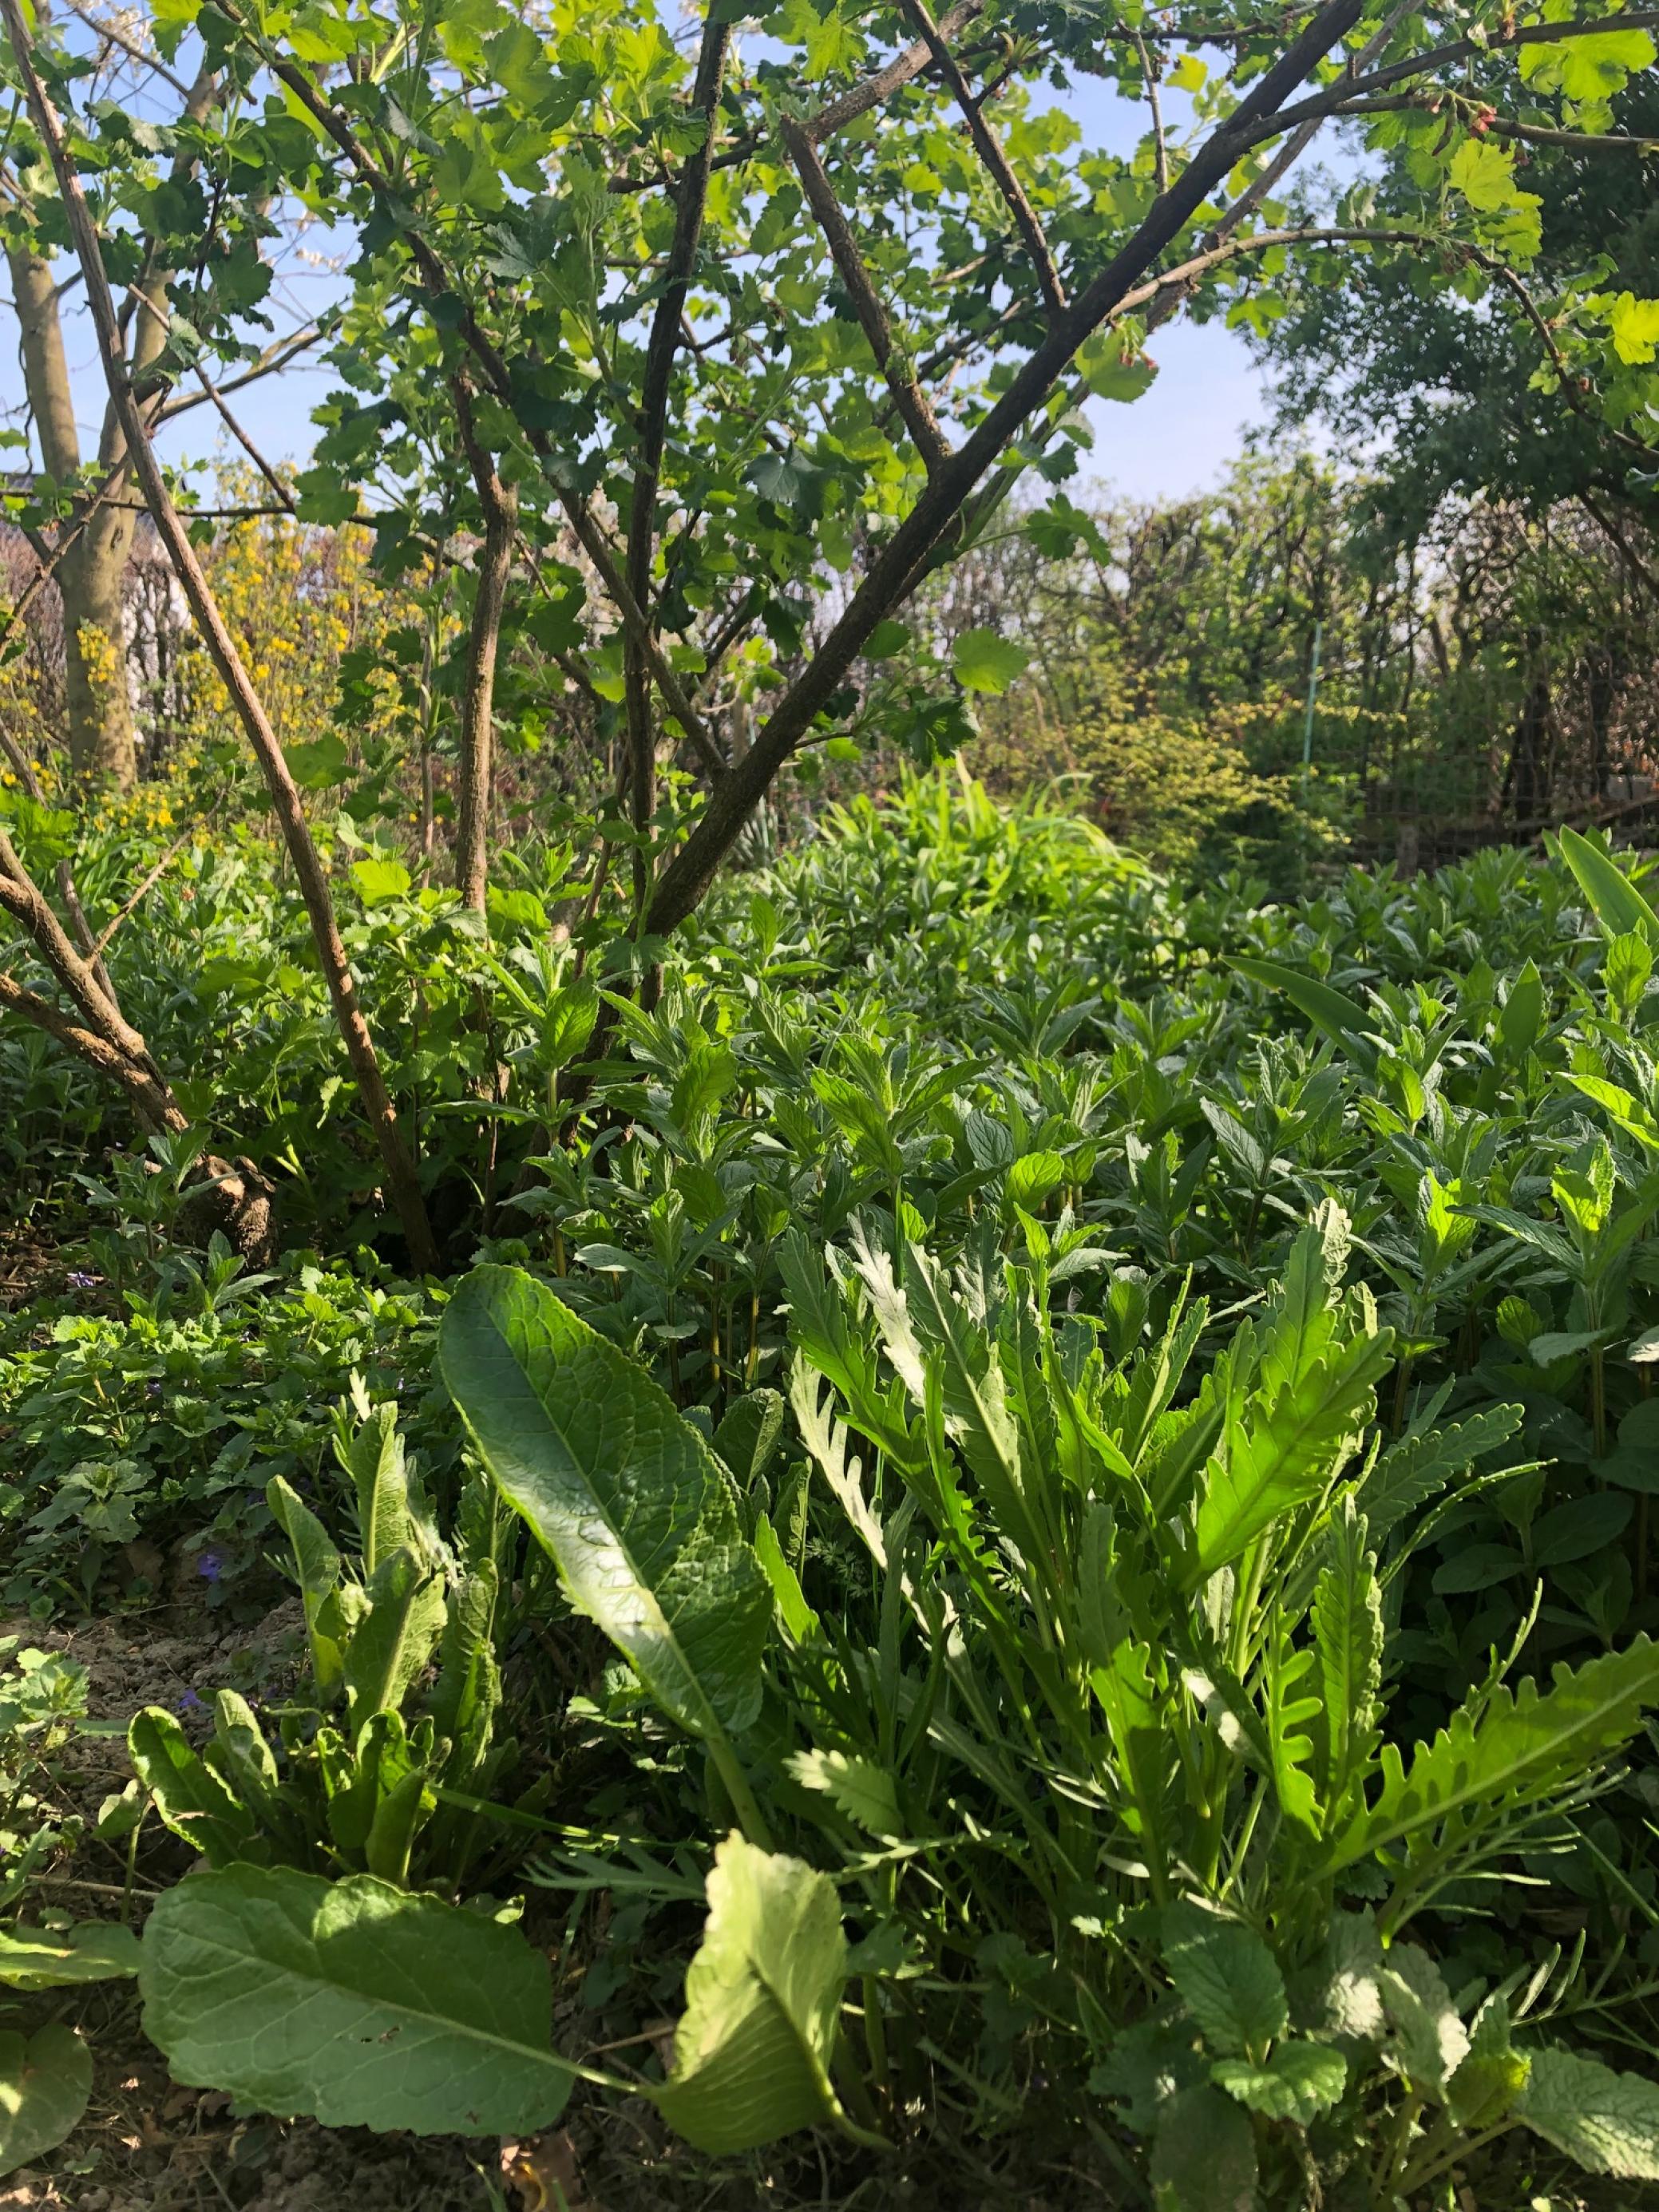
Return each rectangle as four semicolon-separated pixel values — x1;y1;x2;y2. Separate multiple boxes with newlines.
7;243;141;787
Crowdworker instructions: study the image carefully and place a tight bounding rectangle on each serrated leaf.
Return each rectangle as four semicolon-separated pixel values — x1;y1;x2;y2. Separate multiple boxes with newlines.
1162;1901;1286;2059
951;627;1030;696
0;2024;90;2176
440;1268;771;1743
786;1748;901;1837
1517;2045;1659;2178
655;1832;867;2153
1317;1639;1659;1874
1214;2038;1346;2122
138;1865;572;2134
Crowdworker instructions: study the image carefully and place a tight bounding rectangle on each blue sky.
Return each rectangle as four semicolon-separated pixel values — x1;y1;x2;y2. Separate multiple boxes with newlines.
0;32;1278;508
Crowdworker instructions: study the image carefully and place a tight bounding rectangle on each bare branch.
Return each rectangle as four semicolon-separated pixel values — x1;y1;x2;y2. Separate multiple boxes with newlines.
192;366;298;512
809;0;984;141
627;8;734;911
1130;29;1170;199
899;0;1067;317
782;116;951;473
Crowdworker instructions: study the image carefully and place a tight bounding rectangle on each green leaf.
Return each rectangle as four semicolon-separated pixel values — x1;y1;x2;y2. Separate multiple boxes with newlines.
283;732;349;790
1379;1945;1468;2093
786;1748;901;1837
1148;2083;1257;2212
1497;960;1543;1060
713;1391;786;1488
138;1865;572;2135
439;1268;771;1744
1609;291;1659;367
0;1922;141;1988
655;1832;869;2153
1229;955;1378;1071
129;1707;263;1867
342;1546;446;1727
1318;1639;1659;1874
1558;825;1659;941
951;628;1030;696
1214;2039;1347;2123
0;2025;91;2177
351;855;413;906
267;1475;344;1695
1162;1901;1287;2059
1516;2045;1659;2178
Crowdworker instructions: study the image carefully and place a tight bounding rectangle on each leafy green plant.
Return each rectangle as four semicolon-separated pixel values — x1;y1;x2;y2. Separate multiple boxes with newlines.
127;1387;520;1892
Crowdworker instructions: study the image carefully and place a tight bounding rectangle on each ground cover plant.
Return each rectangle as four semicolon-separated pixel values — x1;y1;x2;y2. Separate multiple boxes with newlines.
7;776;1659;2206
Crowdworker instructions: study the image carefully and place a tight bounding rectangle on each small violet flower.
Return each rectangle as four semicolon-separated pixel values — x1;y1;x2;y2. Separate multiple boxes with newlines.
175;1688;205;1715
196;1552;224;1585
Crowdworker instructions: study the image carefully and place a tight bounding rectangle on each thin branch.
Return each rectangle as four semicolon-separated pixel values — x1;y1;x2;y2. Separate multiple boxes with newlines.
204;5;729;785
191;366;298;513
87;826;194;957
898;0;1067;317
627;7;734;914
1330;92;1659;154
781;116;951;473
1130;29;1169;198
152;326;323;422
808;0;985;141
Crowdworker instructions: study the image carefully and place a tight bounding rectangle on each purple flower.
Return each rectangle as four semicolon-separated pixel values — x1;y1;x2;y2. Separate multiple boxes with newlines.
175;1688;205;1714
67;1270;97;1290
196;1553;224;1584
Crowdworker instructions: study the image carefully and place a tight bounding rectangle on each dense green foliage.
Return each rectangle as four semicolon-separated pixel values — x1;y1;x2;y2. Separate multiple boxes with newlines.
10;774;1659;2201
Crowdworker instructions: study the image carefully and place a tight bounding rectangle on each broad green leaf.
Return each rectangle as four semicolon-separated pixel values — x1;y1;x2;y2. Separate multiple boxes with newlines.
0;1922;141;1988
439;1267;771;1740
1609;291;1659;366
1379;1945;1468;2092
1148;2083;1256;2212
129;1707;262;1867
1214;2039;1346;2122
1516;2046;1659;2177
655;1832;868;2153
267;1475;344;1694
0;2024;90;2177
342;1546;446;1727
1162;1901;1286;2059
139;1865;572;2134
952;627;1030;696
1318;1639;1659;1874
350;855;412;905
1497;960;1543;1059
713;1390;786;1488
1558;825;1659;941
1229;956;1377;1070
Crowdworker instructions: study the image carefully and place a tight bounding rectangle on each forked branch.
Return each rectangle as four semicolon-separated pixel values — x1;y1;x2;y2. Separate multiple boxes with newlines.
898;0;1067;316
781;116;951;473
